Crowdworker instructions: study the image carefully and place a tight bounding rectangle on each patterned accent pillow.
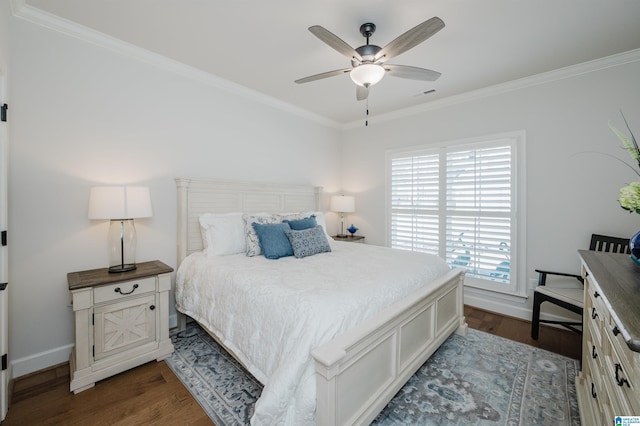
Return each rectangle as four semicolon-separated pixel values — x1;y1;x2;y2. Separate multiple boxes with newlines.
252;222;293;259
243;213;281;256
285;226;332;258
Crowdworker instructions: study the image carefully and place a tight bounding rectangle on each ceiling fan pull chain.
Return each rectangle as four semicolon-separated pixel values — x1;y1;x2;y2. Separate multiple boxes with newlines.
365;99;369;126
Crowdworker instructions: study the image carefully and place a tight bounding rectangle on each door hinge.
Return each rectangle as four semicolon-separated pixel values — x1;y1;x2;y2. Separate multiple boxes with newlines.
1;354;6;371
92;345;95;358
1;230;6;246
0;283;6;291
1;104;6;122
92;313;94;326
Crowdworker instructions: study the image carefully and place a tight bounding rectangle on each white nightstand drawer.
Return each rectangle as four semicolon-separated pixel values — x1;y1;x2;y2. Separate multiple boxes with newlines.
94;276;156;304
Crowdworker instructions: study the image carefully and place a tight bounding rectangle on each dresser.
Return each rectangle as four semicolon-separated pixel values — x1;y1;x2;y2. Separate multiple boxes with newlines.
577;251;640;424
67;260;174;393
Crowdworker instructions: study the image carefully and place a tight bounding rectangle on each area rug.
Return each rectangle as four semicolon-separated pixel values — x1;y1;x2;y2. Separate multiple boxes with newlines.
166;323;580;425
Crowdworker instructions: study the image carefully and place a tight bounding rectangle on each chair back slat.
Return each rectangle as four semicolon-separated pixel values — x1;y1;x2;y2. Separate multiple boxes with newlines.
589;234;631;254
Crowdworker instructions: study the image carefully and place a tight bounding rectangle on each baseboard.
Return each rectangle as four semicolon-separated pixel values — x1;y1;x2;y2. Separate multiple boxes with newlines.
11;343;73;379
463;287;582;329
12;316;179;380
463;288;531;320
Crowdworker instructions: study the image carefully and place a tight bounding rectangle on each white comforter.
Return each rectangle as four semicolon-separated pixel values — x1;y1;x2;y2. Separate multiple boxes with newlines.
175;241;450;425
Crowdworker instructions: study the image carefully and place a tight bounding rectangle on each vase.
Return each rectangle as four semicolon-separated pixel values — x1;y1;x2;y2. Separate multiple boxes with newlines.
630;230;640;259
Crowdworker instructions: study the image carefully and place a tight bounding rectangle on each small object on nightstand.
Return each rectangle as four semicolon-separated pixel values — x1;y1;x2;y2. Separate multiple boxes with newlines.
347;224;359;236
332;235;365;243
67;260;174;393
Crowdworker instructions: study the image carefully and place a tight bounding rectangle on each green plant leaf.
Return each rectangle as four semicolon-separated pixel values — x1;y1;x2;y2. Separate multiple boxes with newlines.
610;121;640;162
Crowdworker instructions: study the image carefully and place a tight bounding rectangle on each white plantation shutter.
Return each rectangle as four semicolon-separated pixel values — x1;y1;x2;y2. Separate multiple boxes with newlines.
390;154;439;253
389;135;522;294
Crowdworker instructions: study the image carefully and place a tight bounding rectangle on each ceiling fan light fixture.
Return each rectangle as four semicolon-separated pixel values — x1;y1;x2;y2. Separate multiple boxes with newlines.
350;64;385;87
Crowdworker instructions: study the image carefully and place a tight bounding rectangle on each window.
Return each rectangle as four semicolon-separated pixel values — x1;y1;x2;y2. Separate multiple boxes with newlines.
387;132;525;296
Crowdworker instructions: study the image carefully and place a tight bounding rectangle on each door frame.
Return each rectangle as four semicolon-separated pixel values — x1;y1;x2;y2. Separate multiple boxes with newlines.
0;67;10;421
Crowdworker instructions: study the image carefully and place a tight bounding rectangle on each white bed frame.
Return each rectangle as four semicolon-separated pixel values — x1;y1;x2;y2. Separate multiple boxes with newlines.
175;177;467;426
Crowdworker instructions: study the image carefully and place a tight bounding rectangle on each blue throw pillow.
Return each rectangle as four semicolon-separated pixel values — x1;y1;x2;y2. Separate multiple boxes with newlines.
252;222;293;259
283;215;317;230
285;226;332;258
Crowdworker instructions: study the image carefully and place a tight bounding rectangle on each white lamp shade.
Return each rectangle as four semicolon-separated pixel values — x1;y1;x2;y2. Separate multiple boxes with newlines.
330;195;355;213
88;186;153;220
350;64;385;87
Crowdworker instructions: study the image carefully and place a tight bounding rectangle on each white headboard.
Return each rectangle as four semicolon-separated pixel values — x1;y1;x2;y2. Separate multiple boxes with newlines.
176;178;323;264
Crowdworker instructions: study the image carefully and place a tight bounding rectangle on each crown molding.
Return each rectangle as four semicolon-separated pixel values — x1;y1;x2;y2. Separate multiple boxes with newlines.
343;48;640;130
10;0;341;129
11;1;639;131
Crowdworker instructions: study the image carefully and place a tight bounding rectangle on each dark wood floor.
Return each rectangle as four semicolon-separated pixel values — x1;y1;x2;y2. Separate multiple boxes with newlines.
2;306;582;425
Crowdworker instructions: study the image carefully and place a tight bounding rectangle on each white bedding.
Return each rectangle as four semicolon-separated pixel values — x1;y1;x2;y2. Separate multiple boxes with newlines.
175;241;451;425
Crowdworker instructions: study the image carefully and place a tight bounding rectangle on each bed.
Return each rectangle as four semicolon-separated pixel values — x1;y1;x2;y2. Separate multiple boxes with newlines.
175;178;467;426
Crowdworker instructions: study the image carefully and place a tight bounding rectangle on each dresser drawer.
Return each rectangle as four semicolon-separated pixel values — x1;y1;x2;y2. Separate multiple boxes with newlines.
603;331;638;414
94;276;156;304
580;354;609;426
607;316;635;377
585;291;605;348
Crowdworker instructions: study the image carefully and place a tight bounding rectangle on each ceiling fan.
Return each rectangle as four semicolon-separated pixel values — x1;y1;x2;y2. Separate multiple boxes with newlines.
295;17;445;101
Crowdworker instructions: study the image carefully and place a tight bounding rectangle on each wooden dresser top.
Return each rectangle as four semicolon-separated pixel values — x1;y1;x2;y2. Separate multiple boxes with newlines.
579;250;640;352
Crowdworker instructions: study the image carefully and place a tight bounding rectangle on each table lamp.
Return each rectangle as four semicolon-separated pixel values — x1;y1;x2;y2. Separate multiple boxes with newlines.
88;186;152;272
330;195;355;238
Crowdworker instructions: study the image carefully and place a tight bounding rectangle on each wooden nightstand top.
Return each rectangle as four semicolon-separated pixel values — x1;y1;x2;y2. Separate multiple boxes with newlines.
332;235;365;243
68;260;173;290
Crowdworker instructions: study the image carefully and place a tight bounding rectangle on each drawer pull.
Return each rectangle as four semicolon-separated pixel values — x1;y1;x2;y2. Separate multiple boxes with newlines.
615;363;630;388
114;283;139;295
591;345;598;359
591;308;598;320
591;382;597;398
593;290;599;298
149;305;155;311
612;326;620;336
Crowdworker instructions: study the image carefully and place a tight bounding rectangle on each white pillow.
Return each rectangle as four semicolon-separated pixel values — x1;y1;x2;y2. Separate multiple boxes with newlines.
199;213;246;256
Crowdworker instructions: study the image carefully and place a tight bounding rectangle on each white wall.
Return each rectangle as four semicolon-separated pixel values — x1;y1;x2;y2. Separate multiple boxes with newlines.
7;15;342;376
6;3;640;378
342;58;640;318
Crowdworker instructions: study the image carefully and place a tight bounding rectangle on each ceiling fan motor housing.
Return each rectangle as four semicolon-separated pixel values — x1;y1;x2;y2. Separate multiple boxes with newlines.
352;44;382;67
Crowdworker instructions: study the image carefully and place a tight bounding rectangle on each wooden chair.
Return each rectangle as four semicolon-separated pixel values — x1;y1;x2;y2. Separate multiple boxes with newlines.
531;234;630;339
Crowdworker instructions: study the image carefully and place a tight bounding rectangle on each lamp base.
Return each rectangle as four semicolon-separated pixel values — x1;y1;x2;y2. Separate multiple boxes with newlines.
335;234;348;238
108;264;137;273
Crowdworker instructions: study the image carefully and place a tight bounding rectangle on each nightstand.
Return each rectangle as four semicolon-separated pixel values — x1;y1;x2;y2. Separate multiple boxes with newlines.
67;260;174;393
332;235;365;243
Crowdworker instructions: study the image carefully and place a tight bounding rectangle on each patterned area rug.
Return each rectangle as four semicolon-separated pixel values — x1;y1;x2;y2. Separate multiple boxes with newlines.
166;323;580;426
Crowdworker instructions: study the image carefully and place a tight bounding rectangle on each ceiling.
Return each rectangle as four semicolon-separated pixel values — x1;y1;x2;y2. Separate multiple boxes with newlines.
20;0;640;125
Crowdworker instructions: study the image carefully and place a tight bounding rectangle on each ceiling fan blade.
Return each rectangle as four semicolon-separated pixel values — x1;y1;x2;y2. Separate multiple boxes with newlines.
385;64;441;81
295;68;352;84
356;85;369;101
374;17;445;62
309;26;363;63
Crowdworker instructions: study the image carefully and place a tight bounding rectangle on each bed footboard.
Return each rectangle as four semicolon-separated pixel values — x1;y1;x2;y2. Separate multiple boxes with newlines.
311;268;466;426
